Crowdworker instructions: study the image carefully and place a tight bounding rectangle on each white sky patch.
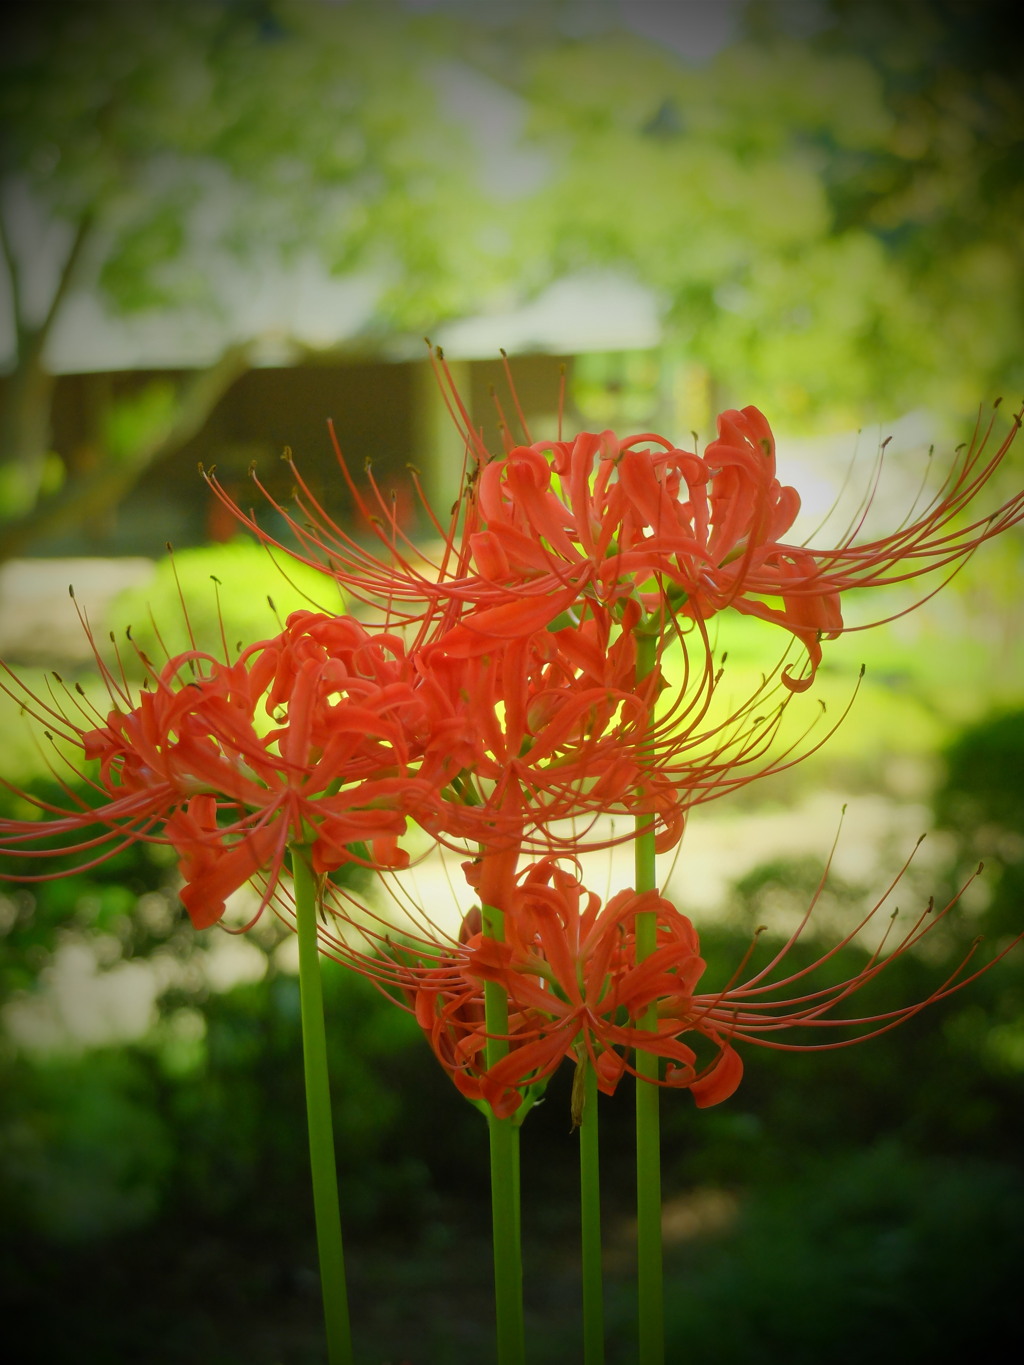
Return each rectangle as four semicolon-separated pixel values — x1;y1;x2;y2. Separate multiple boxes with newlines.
617;0;744;61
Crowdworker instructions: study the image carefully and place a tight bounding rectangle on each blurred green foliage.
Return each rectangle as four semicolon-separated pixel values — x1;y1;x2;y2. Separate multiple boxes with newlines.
512;0;1024;428
662;1143;1024;1365
0;0;497;323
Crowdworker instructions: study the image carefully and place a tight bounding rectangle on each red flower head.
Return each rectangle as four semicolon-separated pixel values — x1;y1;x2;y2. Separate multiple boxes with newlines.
205;356;1022;695
412;857;744;1118
1;609;445;930
410;587;860;864
402;843;1017;1120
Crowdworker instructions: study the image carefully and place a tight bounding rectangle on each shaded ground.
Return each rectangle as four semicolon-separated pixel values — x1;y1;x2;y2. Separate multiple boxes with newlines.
7;1144;1024;1365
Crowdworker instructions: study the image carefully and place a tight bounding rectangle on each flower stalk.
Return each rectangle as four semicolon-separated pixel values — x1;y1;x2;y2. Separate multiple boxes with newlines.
487;1106;525;1365
633;628;664;1365
482;891;526;1365
577;1058;605;1365
292;844;353;1365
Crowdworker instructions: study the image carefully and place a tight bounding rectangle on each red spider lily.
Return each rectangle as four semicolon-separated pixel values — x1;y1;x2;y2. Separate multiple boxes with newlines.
439;396;1023;691
407;858;742;1118
0;610;446;929
414;592;862;861
401;845;1016;1120
204;355;1022;692
463;406;834;682
415;597;659;843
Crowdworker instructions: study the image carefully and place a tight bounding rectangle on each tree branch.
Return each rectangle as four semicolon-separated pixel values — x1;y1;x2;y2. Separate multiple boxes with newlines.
0;193;26;348
26;209;97;374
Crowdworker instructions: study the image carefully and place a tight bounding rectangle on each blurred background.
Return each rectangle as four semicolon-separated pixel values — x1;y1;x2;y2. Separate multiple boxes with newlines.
1;2;1022;1361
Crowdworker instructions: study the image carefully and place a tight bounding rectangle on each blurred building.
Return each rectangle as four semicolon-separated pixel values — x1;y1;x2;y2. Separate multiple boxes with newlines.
5;269;664;557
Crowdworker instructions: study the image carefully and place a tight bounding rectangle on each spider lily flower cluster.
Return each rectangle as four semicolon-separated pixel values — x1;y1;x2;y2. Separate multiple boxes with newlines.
1;367;1021;1118
404;841;997;1120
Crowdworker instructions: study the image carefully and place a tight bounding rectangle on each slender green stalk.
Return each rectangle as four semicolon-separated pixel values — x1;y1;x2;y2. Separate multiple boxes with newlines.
292;845;353;1365
482;898;526;1365
487;1107;525;1365
634;631;665;1365
577;1059;605;1365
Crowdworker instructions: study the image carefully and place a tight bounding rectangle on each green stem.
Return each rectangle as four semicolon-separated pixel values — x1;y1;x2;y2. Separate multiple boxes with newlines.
577;1059;605;1365
487;1107;524;1365
483;898;526;1365
292;845;353;1365
634;631;664;1365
